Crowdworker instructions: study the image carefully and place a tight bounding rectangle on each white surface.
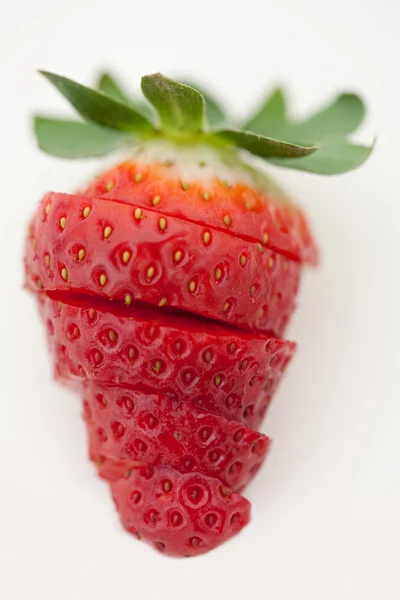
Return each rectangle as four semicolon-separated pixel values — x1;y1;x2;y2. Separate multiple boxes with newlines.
1;1;399;598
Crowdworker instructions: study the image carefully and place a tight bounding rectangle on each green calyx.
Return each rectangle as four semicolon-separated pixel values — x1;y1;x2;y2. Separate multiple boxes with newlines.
34;70;374;175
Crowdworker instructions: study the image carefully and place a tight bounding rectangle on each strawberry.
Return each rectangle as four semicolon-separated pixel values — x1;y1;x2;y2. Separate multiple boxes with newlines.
82;160;317;265
38;294;295;428
82;380;270;491
26;70;373;555
109;464;251;557
25;190;301;336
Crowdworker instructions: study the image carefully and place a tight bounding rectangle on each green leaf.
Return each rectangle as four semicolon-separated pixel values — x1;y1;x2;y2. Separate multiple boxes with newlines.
244;91;365;142
243;88;287;138
34;116;130;158
269;139;375;175
36;69;373;175
181;80;226;127
97;72;132;104
141;73;205;133
216;129;317;160
40;71;153;132
291;94;365;140
243;88;372;174
97;72;155;121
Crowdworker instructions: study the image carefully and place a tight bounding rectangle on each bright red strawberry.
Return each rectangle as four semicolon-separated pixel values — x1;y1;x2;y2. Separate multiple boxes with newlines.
82;381;270;491
25;191;301;336
38;294;295;428
87;420;130;482
82;159;317;265
26;70;372;556
109;463;251;556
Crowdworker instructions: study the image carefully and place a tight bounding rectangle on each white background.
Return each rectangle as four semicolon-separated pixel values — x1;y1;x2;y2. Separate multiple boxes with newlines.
1;1;399;598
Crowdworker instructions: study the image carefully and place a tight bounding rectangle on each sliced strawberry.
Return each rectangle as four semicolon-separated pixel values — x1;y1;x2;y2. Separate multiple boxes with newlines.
87;420;129;482
82;160;317;265
83;381;270;491
38;294;295;428
24;68;372;557
109;463;251;556
25;191;302;336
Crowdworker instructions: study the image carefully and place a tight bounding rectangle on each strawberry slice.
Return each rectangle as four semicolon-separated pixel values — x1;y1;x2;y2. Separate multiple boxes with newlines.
83;381;270;491
25;191;302;337
38;294;295;428
109;463;251;556
88;427;129;482
83;160;318;265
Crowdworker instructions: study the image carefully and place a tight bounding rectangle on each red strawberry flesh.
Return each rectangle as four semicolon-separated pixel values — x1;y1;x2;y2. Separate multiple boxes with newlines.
109;463;251;556
38;293;295;428
23;155;313;556
82;160;317;265
25;191;302;337
83;380;271;491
